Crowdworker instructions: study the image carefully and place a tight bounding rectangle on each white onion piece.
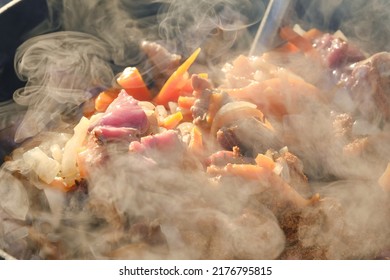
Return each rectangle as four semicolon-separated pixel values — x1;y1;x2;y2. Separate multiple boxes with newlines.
211;101;267;135
0;170;29;220
168;101;178;113
334;30;348;41
293;24;306;36
23;147;60;184
50;144;63;163
155;105;168;121
138;101;155;111
44;187;66;217
177;122;194;136
61;116;90;180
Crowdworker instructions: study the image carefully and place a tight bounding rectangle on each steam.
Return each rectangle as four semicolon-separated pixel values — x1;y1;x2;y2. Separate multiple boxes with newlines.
12;31;113;142
1;0;390;260
296;0;390;53
156;0;265;59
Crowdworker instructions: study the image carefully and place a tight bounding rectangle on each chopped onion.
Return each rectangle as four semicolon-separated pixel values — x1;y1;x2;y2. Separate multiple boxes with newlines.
61;116;90;180
168;101;178;113
0;170;29;220
50;144;63;163
155;105;168;121
138;101;155;111
293;24;306;36
23;147;60;184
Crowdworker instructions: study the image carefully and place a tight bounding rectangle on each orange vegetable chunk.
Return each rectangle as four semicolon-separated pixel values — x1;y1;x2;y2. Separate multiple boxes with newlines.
117;67;152;101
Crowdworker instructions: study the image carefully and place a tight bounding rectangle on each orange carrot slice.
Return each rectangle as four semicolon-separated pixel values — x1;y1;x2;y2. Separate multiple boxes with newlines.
153;48;201;107
95;88;121;112
161;111;183;129
178;96;196;110
117;67;152;101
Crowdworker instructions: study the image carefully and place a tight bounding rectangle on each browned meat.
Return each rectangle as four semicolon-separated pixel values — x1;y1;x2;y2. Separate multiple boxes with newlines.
346;52;390;122
332;113;353;140
216;126;243;152
218;117;281;156
141;41;181;75
276;151;311;198
128;221;167;247
141;41;182;91
191;74;213;92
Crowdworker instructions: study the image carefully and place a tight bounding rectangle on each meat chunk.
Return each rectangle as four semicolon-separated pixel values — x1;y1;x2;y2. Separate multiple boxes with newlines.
89;91;149;142
346;52;390;122
216;126;243;152
206;147;254;167
141;41;181;90
129;130;183;154
216;118;281;156
332;113;353;140
274;151;311;198
313;33;365;68
141;41;181;75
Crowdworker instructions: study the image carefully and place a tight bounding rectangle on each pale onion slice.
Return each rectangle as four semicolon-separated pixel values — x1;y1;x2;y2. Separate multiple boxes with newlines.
211;101;273;135
61;116;90;180
23;147;60;184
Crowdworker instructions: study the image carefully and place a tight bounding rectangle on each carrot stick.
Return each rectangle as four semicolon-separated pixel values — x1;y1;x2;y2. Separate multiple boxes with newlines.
153;48;201;107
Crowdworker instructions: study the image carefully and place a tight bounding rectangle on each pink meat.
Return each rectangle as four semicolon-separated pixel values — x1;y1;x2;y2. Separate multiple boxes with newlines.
129;130;182;153
91;90;149;134
313;33;365;68
91;126;140;143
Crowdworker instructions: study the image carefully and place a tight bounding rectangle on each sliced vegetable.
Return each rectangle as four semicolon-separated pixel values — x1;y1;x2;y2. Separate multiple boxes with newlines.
161;111;183;129
153;48;201;107
95;88;120;112
178;96;196;110
49;177;72;192
279;26;314;53
23;147;61;185
255;153;276;170
117;67;152;101
188;125;203;156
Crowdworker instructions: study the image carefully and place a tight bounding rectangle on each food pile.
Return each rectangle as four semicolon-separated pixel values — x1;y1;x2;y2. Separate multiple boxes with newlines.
1;26;390;260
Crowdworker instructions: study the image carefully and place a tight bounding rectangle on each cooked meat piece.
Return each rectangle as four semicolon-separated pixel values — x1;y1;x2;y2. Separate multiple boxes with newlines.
141;41;181;75
332;113;353;140
313;33;365;68
89;91;149;135
346;52;390;122
343;137;369;157
191;89;229;128
226;117;281;156
129;221;167;247
216;126;244;152
191;74;212;93
191;74;231;129
129;130;183;154
91;126;140;144
275;151;311;198
206;147;254;167
66;178;89;211
192;89;212;127
141;41;182;90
